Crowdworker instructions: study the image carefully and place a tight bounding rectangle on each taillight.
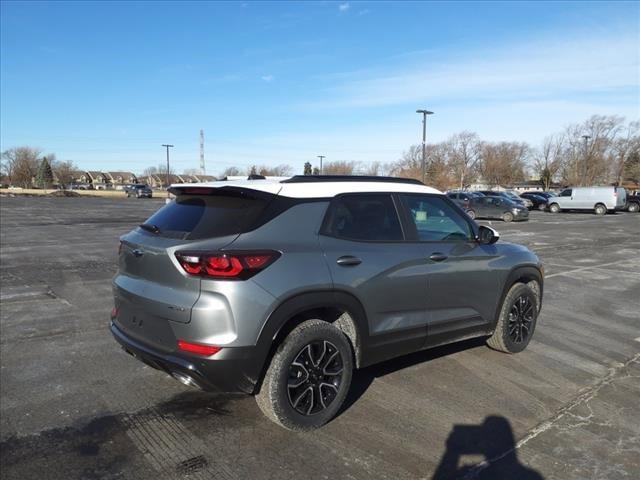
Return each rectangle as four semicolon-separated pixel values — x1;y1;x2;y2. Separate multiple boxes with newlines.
177;339;221;357
175;251;280;280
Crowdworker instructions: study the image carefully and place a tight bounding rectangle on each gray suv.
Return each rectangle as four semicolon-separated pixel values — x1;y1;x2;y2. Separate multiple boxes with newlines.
111;176;543;430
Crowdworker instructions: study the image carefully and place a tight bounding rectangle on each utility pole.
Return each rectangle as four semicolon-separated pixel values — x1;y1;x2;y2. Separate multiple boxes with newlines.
317;155;325;175
581;135;591;186
162;144;174;198
416;109;434;183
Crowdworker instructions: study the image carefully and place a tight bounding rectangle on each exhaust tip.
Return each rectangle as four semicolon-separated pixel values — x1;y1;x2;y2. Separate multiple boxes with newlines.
172;371;200;389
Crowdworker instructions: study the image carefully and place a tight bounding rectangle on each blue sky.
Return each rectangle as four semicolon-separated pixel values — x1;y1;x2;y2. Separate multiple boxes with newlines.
1;1;638;175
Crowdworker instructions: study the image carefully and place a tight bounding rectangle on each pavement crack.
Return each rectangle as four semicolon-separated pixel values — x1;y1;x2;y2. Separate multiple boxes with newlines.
462;352;640;479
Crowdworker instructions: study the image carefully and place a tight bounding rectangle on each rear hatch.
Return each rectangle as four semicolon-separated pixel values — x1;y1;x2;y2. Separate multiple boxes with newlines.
113;186;276;350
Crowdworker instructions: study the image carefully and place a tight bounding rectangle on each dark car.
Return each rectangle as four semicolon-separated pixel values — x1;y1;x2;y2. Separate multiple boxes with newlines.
467;195;529;222
111;176;542;430
519;192;549;211
446;191;476;211
126;184;153;198
477;190;529;209
626;193;639;212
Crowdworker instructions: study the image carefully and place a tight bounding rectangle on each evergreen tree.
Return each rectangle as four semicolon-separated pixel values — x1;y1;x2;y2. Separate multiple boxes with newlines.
303;162;312;175
36;156;54;188
312;167;320;175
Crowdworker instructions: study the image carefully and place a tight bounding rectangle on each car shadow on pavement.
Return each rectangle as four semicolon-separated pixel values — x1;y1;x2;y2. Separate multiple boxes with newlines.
341;337;487;415
431;415;544;480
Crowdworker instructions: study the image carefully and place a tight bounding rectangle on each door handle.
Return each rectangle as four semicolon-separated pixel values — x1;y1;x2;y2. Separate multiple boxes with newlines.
336;256;362;266
429;252;448;262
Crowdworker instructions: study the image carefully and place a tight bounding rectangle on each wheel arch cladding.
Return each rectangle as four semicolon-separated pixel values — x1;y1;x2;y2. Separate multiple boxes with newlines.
493;266;543;329
252;290;370;392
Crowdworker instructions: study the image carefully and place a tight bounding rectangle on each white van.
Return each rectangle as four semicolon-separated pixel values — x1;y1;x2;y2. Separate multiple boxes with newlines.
548;186;627;215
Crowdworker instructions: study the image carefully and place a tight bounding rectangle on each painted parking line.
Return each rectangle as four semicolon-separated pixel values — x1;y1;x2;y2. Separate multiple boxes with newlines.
544;260;631;279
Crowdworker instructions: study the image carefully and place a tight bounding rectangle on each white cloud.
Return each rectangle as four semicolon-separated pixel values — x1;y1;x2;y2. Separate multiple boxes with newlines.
303;30;640;110
261;74;275;82
339;3;350;12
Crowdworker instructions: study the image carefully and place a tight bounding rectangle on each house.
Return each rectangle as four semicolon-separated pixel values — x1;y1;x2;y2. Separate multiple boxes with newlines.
509;180;563;192
104;171;137;190
80;171;111;189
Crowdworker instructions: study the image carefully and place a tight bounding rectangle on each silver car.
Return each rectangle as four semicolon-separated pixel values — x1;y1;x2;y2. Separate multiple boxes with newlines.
111;176;543;430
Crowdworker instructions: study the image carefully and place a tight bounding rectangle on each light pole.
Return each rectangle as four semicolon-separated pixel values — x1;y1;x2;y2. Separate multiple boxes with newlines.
581;135;591;186
317;155;325;175
162;144;174;198
416;109;434;183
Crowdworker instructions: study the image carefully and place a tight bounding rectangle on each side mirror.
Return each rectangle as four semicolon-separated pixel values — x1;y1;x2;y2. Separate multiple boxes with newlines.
477;225;499;245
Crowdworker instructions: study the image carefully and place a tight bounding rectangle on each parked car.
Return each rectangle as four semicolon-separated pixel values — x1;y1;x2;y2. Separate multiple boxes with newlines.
526;191;556;200
625;193;639;212
547;186;627;215
126;184;153;198
467;196;529;222
446;191;476;210
477;190;530;209
111;175;543;430
69;183;91;190
519;192;549;211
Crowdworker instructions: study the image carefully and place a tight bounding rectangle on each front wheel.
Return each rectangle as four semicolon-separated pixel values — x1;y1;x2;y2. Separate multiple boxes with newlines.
502;212;514;222
538;203;547;211
549;203;560;213
487;283;539;353
466;209;476;220
256;319;353;431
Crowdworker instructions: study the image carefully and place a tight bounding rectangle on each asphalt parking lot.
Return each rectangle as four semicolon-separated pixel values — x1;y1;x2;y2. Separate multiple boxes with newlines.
1;196;639;480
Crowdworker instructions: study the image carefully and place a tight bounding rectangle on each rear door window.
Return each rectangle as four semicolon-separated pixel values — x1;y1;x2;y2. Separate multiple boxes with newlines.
322;194;404;241
142;192;269;239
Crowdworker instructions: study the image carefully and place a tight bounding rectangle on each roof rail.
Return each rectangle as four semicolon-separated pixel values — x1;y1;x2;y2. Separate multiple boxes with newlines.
281;175;424;185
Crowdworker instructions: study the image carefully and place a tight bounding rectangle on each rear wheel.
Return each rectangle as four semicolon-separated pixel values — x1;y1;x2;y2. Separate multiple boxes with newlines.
487;283;538;353
594;203;607;215
628;202;639;213
502;212;514;222
549;203;560;213
466;209;476;220
256;319;353;431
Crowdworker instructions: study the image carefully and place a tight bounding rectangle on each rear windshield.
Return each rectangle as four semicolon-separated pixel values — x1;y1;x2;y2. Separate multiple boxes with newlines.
141;192;270;239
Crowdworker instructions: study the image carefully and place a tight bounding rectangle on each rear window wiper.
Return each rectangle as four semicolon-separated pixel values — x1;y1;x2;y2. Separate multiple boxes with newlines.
139;223;161;234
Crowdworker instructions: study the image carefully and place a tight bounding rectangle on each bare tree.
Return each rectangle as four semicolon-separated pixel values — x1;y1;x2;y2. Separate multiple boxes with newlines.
480;142;529;188
611;120;640;185
257;164;294;176
1;147;42;187
322;161;357;175
53;160;79;189
221;166;242;177
447;131;481;189
532;135;564;191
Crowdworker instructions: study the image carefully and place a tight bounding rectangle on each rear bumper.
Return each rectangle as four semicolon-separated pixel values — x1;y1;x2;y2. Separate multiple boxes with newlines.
110;322;260;394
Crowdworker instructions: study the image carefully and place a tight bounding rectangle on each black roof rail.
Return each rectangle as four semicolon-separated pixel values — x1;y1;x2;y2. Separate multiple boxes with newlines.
247;174;266;180
281;175;424;185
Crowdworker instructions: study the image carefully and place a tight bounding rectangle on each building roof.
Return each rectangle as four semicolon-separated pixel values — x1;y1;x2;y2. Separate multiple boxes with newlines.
169;177;441;198
106;171;137;180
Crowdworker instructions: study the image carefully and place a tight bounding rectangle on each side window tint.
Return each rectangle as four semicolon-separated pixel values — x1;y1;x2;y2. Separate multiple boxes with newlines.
323;194;403;241
560;189;572;197
400;195;472;242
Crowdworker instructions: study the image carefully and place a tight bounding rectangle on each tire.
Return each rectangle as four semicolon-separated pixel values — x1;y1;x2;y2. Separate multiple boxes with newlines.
628;202;639;213
255;319;353;431
538;203;547;211
549;203;560;213
487;283;539;354
466;209;476;220
502;212;514;222
594;203;607;216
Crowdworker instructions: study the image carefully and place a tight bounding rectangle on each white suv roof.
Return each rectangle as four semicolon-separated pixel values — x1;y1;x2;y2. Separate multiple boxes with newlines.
170;176;441;198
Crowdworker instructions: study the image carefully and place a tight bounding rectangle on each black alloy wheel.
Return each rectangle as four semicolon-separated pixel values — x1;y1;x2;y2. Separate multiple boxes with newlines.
287;341;344;416
508;295;535;344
